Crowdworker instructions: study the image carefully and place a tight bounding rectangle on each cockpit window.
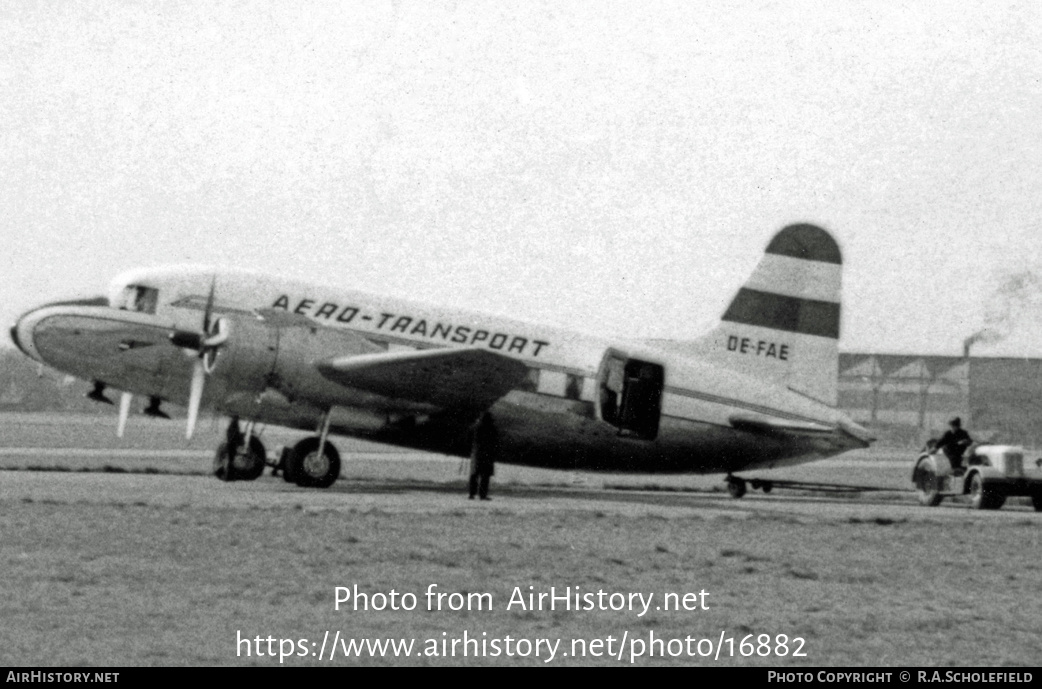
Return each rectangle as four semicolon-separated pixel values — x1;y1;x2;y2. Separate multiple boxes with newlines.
119;285;159;314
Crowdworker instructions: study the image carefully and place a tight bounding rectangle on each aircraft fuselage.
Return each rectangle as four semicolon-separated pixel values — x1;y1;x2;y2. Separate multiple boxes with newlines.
11;264;870;475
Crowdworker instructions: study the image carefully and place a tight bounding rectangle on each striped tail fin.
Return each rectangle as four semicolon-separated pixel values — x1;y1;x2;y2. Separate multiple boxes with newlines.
687;223;843;406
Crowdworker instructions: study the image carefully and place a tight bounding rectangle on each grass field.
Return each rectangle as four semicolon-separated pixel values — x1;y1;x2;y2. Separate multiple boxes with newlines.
2;412;1040;666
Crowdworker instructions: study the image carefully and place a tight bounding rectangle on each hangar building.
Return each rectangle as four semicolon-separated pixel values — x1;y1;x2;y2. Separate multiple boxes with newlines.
839;353;1042;447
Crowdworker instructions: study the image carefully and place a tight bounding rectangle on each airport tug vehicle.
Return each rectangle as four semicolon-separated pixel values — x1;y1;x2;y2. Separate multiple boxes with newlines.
912;445;1042;511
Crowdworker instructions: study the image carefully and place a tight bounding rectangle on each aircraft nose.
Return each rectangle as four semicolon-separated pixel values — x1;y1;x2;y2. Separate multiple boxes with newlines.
10;308;43;362
8;297;109;363
9;322;25;355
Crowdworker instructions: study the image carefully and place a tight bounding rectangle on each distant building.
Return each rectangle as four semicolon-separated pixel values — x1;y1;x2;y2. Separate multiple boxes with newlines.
0;380;22;405
839;353;1042;447
0;349;99;412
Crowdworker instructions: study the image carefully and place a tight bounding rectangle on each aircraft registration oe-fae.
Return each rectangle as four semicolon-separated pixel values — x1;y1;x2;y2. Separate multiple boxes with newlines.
9;223;872;498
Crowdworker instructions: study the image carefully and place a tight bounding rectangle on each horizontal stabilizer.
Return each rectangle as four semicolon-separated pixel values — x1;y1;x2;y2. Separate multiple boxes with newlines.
728;413;837;438
316;348;530;411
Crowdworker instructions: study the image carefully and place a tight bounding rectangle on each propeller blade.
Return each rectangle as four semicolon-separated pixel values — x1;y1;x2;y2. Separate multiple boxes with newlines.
202;276;217;333
202;317;229;348
186;359;205;440
117;392;132;438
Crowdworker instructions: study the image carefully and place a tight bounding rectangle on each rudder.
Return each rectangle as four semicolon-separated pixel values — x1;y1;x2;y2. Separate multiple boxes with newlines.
685;223;843;405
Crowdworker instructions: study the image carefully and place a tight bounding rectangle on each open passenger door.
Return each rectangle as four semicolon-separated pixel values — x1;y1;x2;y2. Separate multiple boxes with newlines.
597;349;664;440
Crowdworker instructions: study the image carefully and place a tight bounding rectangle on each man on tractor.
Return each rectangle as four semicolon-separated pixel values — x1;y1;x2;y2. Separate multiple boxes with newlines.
934;416;974;471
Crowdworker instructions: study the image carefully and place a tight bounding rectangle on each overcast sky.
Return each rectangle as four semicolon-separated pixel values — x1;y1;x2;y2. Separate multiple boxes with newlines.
2;1;1040;357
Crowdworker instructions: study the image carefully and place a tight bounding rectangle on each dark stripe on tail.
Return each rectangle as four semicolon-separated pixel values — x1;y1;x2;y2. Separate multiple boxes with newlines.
722;288;840;338
766;224;842;264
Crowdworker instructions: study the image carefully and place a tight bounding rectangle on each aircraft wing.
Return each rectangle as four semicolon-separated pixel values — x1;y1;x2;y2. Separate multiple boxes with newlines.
315;348;531;411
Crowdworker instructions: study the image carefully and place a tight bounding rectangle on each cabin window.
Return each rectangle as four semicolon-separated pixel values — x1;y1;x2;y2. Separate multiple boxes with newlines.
536;370;568;396
580;376;597;402
565;374;583;400
119;285;159;314
518;368;539;392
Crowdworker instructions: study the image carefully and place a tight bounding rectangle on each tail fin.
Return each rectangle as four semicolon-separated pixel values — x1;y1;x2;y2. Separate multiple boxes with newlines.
680;223;843;406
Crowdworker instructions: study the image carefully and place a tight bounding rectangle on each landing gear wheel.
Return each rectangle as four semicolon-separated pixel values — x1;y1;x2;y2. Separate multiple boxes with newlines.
749;479;773;494
727;477;747;499
213;437;266;482
913;461;943;507
213;443;234;482
968;473;1005;510
234;436;266;481
286;437;341;489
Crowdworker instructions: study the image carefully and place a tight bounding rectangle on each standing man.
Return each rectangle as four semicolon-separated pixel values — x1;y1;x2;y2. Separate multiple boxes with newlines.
469;412;498;501
215;416;244;481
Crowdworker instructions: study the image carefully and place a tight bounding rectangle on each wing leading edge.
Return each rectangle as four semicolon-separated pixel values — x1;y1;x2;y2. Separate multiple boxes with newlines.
315;348;530;411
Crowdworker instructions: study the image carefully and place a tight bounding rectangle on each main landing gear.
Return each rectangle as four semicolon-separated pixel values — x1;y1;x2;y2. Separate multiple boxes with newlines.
213;415;342;489
726;475;773;499
280;437;341;488
213;417;266;482
276;413;341;489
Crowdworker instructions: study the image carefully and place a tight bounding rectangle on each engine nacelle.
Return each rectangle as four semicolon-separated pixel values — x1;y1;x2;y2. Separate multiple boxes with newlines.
212;312;404;423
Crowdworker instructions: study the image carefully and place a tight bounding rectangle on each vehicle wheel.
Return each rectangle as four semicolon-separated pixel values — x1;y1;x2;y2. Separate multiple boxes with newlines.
761;481;773;494
913;461;943;507
232;436;266;481
968;473;1005;510
286;437;341;489
727;478;747;499
213;442;234;482
1031;493;1042;512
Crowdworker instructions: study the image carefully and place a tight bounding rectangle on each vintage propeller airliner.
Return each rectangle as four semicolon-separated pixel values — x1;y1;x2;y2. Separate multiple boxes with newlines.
9;223;872;497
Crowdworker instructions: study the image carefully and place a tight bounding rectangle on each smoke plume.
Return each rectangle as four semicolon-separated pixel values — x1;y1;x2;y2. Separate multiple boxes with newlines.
964;269;1042;357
